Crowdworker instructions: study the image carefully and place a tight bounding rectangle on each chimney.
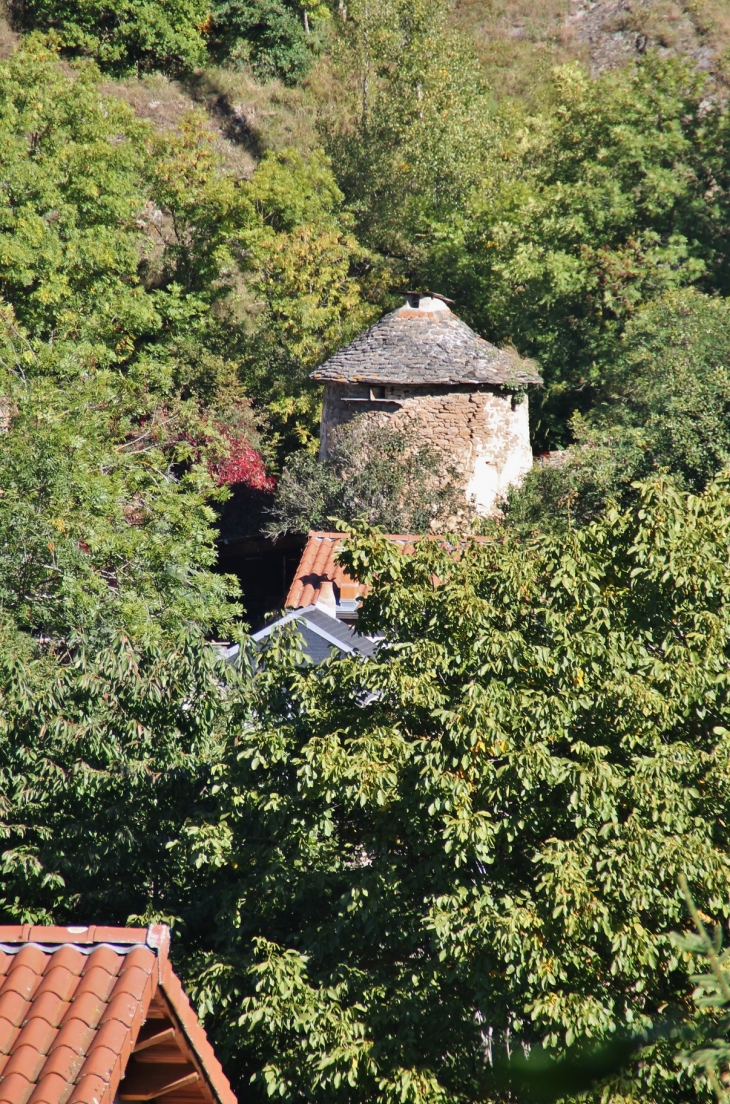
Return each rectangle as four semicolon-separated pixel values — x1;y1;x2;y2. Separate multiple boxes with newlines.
316;578;338;618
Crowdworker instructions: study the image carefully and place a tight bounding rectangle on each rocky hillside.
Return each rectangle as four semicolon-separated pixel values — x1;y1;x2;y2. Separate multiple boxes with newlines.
455;0;729;102
100;0;730;164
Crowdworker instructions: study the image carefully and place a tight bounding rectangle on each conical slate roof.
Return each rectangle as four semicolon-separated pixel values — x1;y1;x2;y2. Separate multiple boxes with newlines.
311;295;542;388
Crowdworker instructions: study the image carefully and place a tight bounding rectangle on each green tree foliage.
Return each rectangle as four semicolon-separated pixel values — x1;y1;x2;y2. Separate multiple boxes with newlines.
0;37;154;352
0;40;249;641
10;0;209;74
671;876;730;1102
236;148;383;450
325;0;491;266
0;325;238;644
0;36;376;447
10;0;333;78
433;57;730;446
505;289;730;533
180;475;730;1104
0;32;388;652
209;0;325;83
268;417;465;535
0;621;235;930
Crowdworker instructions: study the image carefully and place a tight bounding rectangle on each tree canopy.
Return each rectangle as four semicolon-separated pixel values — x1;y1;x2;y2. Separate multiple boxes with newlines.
427;57;730;446
7;475;730;1103
505;288;730;533
177;475;730;1104
5;7;730;1104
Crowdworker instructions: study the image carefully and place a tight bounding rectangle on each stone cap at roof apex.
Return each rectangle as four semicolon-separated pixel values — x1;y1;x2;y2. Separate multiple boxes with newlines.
403;292;452;312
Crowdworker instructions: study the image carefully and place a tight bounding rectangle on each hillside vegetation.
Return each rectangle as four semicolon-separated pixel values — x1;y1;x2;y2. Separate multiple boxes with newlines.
5;4;730;1104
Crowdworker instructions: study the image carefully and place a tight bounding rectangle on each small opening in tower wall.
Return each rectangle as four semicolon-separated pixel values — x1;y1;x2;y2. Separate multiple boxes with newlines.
370;386;386;400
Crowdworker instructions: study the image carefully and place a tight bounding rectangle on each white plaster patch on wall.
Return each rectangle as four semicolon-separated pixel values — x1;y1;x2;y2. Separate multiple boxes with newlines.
465;396;532;514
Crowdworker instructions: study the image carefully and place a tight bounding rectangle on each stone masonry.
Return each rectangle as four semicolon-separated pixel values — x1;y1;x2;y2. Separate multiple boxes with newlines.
312;294;542;517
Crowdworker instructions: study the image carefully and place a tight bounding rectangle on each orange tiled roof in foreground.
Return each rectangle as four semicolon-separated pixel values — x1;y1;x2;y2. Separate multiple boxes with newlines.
0;925;236;1104
285;530;492;611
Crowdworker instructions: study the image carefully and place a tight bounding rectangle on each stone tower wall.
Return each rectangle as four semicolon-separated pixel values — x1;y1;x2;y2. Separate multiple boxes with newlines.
319;382;532;516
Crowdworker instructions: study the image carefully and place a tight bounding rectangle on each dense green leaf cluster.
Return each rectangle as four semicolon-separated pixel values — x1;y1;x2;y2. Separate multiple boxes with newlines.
0;39;243;641
0;622;234;929
504;289;730;533
424;57;730;446
10;0;209;74
324;0;491;269
177;475;730;1104
0;37;378;638
209;0;320;83
9;0;331;78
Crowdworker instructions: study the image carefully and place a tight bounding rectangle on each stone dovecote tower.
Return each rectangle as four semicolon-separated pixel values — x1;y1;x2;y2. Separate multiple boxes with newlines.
311;293;542;516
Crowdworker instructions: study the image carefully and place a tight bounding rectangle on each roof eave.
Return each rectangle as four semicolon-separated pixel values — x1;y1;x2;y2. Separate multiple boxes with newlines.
311;373;542;387
159;961;238;1104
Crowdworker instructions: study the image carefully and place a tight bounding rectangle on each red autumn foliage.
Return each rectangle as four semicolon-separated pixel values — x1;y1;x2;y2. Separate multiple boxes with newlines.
208;433;276;492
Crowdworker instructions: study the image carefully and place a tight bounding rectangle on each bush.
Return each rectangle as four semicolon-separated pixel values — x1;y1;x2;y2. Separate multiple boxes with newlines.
210;0;314;83
268;417;466;534
504;289;730;533
10;0;209;74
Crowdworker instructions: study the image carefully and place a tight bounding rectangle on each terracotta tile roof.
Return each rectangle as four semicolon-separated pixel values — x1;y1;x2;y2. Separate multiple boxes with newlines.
285;530;492;611
0;927;236;1104
310;296;542;388
285;532;410;609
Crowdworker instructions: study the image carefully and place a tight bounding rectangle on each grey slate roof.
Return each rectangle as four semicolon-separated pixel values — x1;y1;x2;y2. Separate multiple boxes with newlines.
251;605;379;663
311;302;542;388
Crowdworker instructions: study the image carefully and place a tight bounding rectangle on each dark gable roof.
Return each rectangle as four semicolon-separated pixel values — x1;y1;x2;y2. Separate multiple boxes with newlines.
311;302;542;388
